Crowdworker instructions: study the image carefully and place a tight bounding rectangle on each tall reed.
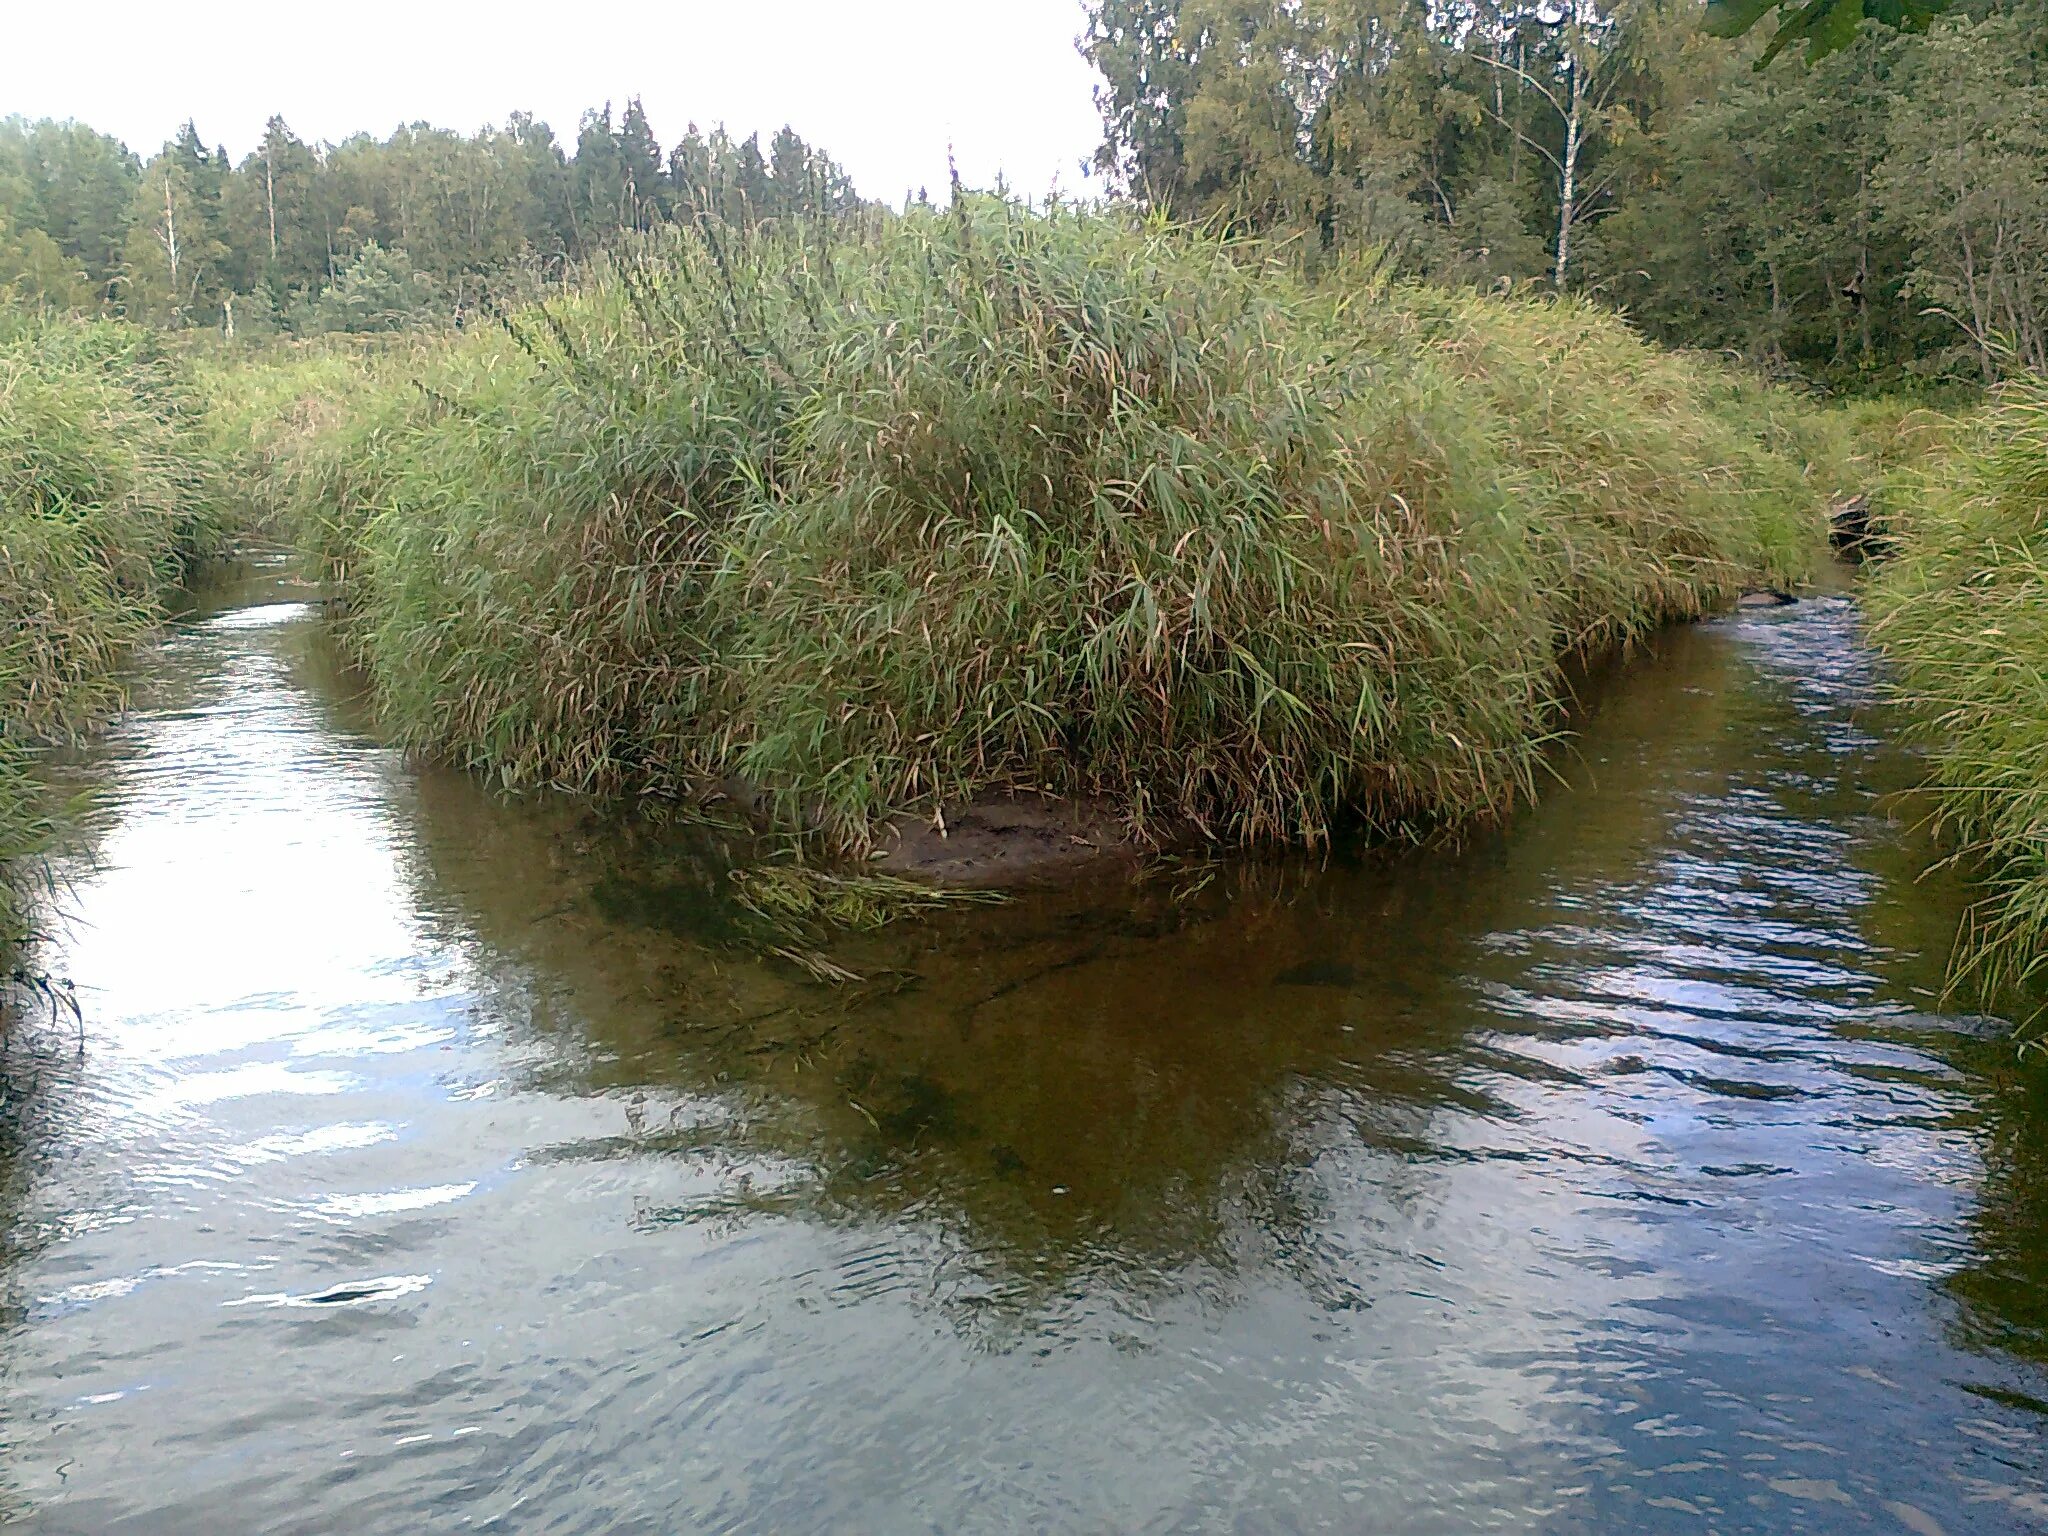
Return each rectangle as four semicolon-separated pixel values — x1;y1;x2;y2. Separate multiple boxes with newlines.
1867;381;2048;1022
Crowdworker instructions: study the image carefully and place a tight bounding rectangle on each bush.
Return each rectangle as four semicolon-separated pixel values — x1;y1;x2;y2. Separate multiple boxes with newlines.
294;241;443;334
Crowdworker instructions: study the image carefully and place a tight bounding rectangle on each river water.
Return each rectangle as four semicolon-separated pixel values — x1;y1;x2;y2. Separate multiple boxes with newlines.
2;566;2046;1533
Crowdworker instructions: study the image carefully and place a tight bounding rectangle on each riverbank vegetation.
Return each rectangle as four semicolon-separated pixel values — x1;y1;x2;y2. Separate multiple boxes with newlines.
229;200;1824;856
0;309;226;954
1868;385;2048;1022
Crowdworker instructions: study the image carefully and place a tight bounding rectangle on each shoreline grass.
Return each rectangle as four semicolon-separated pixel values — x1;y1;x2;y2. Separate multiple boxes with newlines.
1866;381;2048;1025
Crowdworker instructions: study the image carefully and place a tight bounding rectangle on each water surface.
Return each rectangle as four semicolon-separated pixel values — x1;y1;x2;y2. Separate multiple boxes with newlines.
3;568;2046;1533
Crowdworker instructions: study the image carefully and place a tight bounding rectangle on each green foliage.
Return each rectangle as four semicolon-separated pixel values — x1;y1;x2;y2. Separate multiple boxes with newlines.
1084;0;2048;392
1371;281;1821;643
0;116;138;303
1867;386;2048;1023
295;242;441;333
1874;10;2048;382
178;334;409;537
119;126;233;328
245;202;1824;858
7;8;2040;394
1794;390;1956;504
1703;0;1942;65
0;209;93;309
0;306;228;947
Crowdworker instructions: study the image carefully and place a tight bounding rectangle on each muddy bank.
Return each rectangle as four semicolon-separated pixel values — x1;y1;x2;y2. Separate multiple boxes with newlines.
873;793;1150;887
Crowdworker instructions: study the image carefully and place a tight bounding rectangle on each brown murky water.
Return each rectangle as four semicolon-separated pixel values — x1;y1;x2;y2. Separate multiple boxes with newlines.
2;564;2046;1533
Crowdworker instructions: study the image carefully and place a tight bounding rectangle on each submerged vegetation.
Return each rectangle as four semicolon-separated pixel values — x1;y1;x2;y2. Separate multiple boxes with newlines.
731;864;1008;936
231;200;1824;857
0;309;226;957
1868;384;2048;1022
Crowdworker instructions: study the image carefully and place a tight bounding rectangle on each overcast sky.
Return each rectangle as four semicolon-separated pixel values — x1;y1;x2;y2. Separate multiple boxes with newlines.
1;1;1107;203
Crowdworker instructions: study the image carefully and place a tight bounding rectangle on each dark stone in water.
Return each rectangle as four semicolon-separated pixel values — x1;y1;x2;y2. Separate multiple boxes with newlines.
1737;590;1798;609
876;1072;961;1140
1274;959;1358;988
1830;492;1880;555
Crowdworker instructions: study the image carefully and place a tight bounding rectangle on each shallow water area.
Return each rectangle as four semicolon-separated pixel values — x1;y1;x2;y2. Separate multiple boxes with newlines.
3;563;2047;1533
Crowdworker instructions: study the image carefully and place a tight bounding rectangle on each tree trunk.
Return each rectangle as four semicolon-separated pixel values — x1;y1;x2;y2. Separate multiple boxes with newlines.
159;173;180;292
1959;223;1994;383
1509;38;1524;185
1554;65;1582;289
1856;162;1872;361
1768;257;1787;367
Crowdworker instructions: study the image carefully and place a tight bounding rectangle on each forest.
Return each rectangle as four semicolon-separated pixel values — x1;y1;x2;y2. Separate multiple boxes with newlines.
1083;0;2046;387
2;0;2043;389
0;102;860;334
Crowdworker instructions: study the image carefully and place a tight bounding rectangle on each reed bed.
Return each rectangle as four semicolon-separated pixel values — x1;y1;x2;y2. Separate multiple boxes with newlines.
1867;381;2048;1023
250;199;1829;857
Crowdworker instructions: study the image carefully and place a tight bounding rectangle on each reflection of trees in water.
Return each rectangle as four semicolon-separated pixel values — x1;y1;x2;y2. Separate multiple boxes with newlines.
396;773;1485;1317
1718;602;2048;1390
1832;748;2048;1380
1944;1052;2048;1385
0;1039;84;1309
0;580;244;1418
1833;684;2048;1390
0;971;97;1524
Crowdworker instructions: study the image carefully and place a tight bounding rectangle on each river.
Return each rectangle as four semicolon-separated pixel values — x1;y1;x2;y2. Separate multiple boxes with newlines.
2;563;2045;1533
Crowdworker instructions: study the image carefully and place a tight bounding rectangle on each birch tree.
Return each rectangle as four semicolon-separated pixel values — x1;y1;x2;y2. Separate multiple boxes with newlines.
1470;0;1639;289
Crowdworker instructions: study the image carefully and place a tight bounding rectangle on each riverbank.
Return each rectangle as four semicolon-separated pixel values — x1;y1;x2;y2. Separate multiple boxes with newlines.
0;310;229;959
1867;380;2048;1021
228;201;1829;865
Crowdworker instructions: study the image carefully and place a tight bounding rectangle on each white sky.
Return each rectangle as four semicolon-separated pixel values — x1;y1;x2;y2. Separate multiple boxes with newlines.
0;1;1108;203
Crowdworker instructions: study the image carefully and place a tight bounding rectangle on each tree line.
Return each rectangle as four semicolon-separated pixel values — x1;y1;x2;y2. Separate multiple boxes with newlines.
1084;0;2047;386
0;101;860;335
4;4;2041;389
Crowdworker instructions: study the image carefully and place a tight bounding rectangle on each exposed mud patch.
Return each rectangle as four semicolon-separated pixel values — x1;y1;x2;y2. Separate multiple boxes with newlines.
873;793;1148;888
